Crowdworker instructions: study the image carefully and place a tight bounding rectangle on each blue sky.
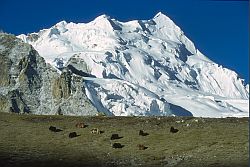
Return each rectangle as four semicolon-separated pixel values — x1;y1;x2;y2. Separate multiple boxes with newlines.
0;0;249;83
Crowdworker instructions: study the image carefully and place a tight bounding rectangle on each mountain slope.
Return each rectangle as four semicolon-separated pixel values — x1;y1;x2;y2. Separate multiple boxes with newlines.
17;12;249;117
0;33;98;115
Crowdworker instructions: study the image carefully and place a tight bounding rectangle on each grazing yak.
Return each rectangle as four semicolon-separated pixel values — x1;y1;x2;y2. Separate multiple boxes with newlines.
49;126;62;132
91;128;101;134
137;144;148;150
110;134;122;140
75;122;86;128
112;143;123;149
139;130;149;136
69;132;78;138
170;126;179;133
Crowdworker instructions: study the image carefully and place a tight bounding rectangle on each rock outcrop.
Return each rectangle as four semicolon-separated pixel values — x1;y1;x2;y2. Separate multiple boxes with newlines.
0;33;98;115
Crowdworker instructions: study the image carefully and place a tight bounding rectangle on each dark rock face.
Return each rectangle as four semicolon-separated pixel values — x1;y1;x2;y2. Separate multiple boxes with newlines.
0;33;44;113
52;70;72;100
0;33;98;115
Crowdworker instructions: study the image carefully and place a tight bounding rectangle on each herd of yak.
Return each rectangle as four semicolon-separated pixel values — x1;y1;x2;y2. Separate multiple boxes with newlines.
49;122;179;150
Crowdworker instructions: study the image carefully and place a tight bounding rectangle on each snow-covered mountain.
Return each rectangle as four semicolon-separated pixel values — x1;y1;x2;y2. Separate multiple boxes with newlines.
17;12;249;117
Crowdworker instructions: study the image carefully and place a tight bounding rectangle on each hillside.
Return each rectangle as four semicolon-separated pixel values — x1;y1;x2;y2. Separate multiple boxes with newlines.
0;112;248;167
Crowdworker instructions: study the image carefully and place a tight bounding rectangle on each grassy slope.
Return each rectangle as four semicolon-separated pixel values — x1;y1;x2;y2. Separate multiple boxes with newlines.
0;112;248;167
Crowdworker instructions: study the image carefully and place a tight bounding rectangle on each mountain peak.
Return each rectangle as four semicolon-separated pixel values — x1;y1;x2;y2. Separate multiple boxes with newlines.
94;14;111;21
92;14;121;31
153;12;172;21
55;20;67;27
153;12;168;19
153;12;176;27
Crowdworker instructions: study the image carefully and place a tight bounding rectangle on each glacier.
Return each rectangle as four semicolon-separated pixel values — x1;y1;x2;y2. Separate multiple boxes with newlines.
17;12;249;117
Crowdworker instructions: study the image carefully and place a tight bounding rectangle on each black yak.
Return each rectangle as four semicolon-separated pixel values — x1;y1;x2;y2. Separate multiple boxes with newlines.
170;126;179;133
69;132;78;138
110;134;122;140
49;126;62;132
112;143;124;149
139;130;149;136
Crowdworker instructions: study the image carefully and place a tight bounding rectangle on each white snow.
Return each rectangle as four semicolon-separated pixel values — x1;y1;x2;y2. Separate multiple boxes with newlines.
17;12;249;117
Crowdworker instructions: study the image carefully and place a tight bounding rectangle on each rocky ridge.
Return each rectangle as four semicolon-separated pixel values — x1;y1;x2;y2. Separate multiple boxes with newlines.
0;33;98;115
